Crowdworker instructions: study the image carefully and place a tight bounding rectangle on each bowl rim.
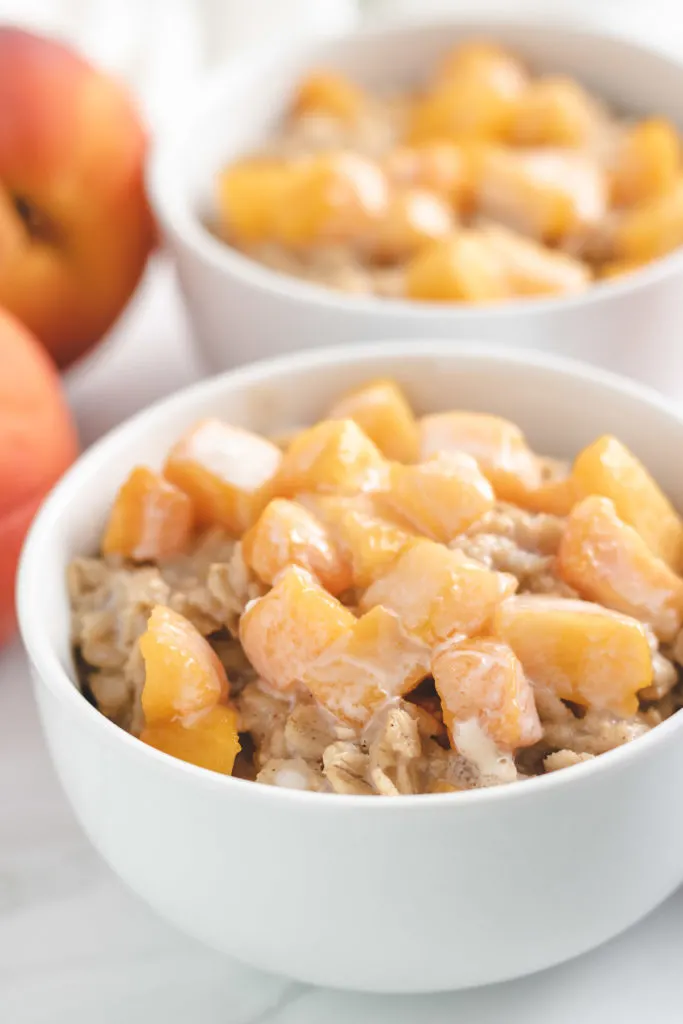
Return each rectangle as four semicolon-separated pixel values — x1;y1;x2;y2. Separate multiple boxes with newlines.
148;16;683;320
17;340;683;811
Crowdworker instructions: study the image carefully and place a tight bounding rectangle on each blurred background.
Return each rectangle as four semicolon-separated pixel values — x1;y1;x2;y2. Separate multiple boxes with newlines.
1;0;681;138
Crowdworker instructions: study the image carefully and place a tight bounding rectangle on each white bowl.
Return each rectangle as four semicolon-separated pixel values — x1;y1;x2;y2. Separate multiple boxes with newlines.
17;342;683;993
148;19;683;396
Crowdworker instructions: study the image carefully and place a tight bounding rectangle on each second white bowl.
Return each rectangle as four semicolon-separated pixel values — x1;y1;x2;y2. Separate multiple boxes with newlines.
149;19;683;395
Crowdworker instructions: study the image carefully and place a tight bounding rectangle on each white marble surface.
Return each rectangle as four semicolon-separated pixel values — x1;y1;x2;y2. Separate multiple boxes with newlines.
4;260;683;1022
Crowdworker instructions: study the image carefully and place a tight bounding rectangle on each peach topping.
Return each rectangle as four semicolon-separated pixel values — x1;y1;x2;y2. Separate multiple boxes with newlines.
84;377;683;792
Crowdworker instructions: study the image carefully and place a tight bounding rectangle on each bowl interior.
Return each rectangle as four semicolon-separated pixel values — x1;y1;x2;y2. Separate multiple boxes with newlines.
19;343;683;701
153;21;683;234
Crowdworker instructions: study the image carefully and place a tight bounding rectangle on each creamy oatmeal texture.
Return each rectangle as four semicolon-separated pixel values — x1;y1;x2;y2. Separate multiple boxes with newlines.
215;40;683;304
69;379;683;795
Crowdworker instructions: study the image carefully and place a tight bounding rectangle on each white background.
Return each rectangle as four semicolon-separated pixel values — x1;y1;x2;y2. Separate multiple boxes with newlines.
4;2;683;1021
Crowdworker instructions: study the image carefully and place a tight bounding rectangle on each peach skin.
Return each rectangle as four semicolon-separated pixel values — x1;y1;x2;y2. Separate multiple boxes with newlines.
0;29;156;368
0;307;77;643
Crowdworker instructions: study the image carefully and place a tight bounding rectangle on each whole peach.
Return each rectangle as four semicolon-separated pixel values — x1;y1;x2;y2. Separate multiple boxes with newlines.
0;29;155;368
0;308;77;645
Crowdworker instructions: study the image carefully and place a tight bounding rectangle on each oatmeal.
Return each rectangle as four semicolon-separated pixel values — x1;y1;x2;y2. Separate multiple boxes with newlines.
214;41;683;303
69;378;683;794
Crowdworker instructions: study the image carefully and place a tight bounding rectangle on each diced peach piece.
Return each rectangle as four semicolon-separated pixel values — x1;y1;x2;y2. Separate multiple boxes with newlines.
384;452;494;543
217;158;293;245
411;42;527;142
598;259;643;281
614;178;683;261
361;539;517;645
508;76;600;147
300;491;414;531
164;419;282;536
275;418;387;497
419;410;541;503
433;637;541;751
517;469;577;517
140;605;229;725
436;41;528;88
372;188;454;262
326;379;419;463
409;83;517;144
241;498;352;594
272;152;389;249
291;70;365;122
479;223;590;296
102;466;194;562
299;491;387;521
141;705;240;776
303;605;430;725
572;435;683;569
430;780;463;793
383;143;474;210
611;119;680;208
405;232;511;303
558;495;683;641
494;595;653;716
306;495;415;589
476;146;607;243
239;565;355;692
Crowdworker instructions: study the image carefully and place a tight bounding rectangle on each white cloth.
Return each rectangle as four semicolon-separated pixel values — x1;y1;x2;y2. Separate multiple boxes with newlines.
0;0;358;131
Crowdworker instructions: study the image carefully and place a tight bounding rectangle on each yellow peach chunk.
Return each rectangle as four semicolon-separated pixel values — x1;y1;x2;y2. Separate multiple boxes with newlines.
326;379;419;463
430;780;463;793
140;605;229;725
300;491;414;530
384;452;494;543
436;41;528;91
303;605;430;725
383;143;474;211
292;70;365;122
611;118;680;208
479;223;590;296
433;637;542;751
614;178;683;262
141;705;240;776
476;146;607;243
241;498;352;595
405;232;511;303
102;466;194;562
419;410;541;503
516;463;577;517
239;565;355;692
409;83;517;144
306;495;415;589
598;259;644;281
372;188;454;263
494;595;653;716
558;495;683;641
361;538;517;645
411;42;527;143
272;152;389;249
508;76;600;147
298;491;390;521
275;418;387;497
217;158;292;245
164;419;281;536
572;435;683;569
